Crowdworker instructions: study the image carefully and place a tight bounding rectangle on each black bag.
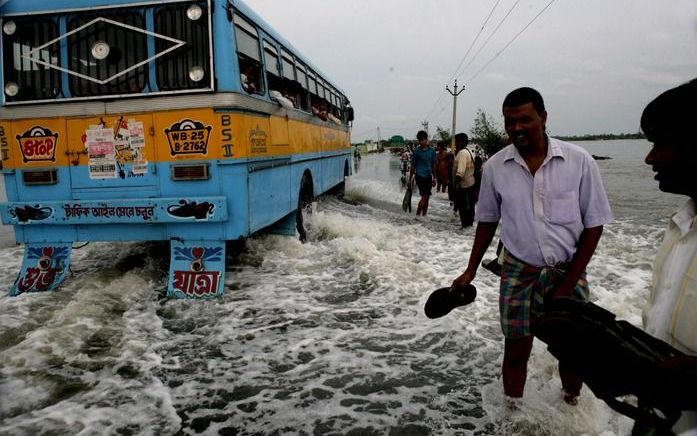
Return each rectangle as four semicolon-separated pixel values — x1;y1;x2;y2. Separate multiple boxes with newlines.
536;298;696;431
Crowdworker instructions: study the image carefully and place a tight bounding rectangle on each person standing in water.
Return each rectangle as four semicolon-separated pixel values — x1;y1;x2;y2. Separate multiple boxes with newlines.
436;141;450;194
638;78;697;435
451;87;613;404
409;130;437;218
452;133;476;227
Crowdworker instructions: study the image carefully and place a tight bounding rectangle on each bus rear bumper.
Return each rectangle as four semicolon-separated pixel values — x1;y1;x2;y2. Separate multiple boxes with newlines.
10;242;72;296
168;239;226;299
1;197;229;299
0;196;228;226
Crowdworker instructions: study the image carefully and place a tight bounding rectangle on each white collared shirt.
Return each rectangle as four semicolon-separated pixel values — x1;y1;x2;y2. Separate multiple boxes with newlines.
453;147;475;188
475;137;613;267
644;199;697;352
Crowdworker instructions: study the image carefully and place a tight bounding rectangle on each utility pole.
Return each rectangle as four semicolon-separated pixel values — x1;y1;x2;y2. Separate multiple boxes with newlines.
420;120;429;137
446;80;465;150
377;127;382;151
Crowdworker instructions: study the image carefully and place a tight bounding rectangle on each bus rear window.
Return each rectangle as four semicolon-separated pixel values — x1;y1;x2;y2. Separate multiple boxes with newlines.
67;12;147;97
1;17;61;102
155;1;211;91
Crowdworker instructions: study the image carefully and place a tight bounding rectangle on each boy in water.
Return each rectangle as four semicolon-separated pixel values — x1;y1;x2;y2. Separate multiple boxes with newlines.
409;131;437;218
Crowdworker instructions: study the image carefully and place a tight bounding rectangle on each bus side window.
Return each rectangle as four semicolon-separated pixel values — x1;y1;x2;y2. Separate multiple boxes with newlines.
278;50;300;108
264;41;284;100
308;71;324;119
311;96;329;122
330;91;340;119
233;14;263;95
325;91;342;125
295;64;309;111
239;57;261;94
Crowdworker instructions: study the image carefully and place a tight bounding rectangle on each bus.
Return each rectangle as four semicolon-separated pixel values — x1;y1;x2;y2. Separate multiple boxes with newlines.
0;0;354;298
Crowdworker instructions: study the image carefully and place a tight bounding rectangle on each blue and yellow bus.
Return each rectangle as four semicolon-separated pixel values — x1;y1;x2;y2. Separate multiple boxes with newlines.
0;0;354;298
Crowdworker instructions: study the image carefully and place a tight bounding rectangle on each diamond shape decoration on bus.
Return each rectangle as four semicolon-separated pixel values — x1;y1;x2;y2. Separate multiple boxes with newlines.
19;17;185;85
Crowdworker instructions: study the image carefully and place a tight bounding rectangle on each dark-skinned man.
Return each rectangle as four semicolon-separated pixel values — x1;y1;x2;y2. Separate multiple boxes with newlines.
638;78;697;435
451;87;613;405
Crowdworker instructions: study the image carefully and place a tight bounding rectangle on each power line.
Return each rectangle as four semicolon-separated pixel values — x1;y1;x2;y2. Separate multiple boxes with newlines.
465;0;557;85
423;0;557;128
422;93;448;127
422;0;503;122
455;0;522;82
445;0;503;86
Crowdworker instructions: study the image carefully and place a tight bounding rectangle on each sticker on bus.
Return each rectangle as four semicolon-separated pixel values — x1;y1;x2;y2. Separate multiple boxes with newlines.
165;119;212;156
249;125;268;154
16;127;58;162
86;125;117;179
127;120;145;148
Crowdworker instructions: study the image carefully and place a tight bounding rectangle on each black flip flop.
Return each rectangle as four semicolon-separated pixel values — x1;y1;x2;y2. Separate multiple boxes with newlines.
424;284;477;319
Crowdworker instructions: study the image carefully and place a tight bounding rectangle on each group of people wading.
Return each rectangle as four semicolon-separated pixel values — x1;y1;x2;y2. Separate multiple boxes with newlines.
406;131;482;226
405;82;697;435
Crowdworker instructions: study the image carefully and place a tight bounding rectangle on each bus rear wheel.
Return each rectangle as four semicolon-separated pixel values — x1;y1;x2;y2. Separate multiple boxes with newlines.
332;159;350;198
296;174;313;243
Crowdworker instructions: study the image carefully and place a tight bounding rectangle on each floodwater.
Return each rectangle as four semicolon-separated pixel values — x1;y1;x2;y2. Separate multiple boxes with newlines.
0;139;684;435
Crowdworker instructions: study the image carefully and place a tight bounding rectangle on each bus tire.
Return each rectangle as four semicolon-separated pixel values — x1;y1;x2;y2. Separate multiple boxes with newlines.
296;173;313;243
329;160;350;198
338;159;350;198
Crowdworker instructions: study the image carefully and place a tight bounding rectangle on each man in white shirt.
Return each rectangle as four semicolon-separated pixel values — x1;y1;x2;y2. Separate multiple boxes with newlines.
451;87;613;404
452;133;476;227
640;78;697;435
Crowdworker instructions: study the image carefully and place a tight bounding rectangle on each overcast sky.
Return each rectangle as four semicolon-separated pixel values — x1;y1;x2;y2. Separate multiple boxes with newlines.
243;0;696;142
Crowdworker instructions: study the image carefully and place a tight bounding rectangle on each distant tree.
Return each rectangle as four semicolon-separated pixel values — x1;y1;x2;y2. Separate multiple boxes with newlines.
556;131;646;141
470;109;507;157
389;135;405;144
434;126;452;144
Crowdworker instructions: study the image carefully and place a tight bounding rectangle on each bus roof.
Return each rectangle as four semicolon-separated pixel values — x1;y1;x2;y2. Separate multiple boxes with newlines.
0;0;347;98
0;0;185;14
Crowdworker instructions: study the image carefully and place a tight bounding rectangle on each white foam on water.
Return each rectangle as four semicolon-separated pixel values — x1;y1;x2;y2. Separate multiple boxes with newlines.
0;244;182;434
0;152;674;434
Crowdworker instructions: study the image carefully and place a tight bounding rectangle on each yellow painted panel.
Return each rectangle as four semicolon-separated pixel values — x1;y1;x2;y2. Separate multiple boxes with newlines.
154;110;273;160
154;109;223;161
1;108;350;168
269;115;290;150
309;124;322;154
237;113;272;158
288;119;310;155
321;127;339;152
66;115;156;167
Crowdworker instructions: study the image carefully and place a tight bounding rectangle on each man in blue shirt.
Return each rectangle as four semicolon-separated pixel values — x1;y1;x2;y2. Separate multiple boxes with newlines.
409;130;437;218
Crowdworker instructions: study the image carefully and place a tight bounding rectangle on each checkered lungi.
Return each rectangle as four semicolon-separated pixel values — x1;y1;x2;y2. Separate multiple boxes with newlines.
499;250;589;339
